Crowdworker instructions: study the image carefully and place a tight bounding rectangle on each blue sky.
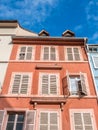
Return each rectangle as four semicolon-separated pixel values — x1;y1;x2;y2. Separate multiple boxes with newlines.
0;0;98;43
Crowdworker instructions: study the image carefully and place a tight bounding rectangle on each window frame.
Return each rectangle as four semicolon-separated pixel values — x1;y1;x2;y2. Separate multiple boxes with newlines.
41;46;58;61
9;72;32;95
39;73;60;96
17;45;35;61
92;56;98;68
70;109;97;130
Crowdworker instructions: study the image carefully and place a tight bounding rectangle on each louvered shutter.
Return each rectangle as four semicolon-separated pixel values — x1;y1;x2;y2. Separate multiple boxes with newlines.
43;47;49;60
67;48;73;60
50;112;58;130
12;74;21;94
74;48;80;61
83;113;93;130
50;47;56;60
20;75;29;94
26;47;33;60
93;57;98;68
40;112;48;130
74;113;83;130
41;75;49;94
19;47;26;60
50;75;57;94
80;73;87;95
0;110;4;130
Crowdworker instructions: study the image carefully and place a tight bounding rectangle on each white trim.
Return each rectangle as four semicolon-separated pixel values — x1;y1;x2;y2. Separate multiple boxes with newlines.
92;55;98;69
70;109;97;130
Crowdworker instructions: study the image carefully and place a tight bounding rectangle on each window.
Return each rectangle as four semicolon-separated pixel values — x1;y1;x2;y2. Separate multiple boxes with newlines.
0;110;36;130
42;46;57;61
66;47;81;61
39;111;59;130
92;56;98;68
9;73;32;95
17;46;35;60
40;73;59;95
70;109;97;130
63;73;87;96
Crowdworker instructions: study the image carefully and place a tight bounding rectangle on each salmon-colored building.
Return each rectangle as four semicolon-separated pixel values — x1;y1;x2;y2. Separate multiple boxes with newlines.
0;27;98;130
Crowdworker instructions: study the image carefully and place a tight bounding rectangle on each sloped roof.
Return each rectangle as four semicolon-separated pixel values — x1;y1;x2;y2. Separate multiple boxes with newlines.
62;30;75;37
39;30;50;36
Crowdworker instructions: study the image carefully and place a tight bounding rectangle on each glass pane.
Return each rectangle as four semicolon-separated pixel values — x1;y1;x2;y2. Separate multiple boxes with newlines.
8;114;15;121
16;123;23;130
17;114;24;121
6;123;14;130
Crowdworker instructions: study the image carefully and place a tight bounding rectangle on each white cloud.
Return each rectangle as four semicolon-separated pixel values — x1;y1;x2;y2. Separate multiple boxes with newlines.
74;25;83;32
89;32;98;43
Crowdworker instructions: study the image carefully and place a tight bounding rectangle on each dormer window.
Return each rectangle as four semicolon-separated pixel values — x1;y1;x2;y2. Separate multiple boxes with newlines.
39;30;50;36
62;30;75;37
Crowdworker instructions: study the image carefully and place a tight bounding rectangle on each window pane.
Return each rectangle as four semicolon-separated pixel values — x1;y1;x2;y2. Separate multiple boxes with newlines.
17;114;24;121
16;123;23;130
8;114;15;121
6;123;14;130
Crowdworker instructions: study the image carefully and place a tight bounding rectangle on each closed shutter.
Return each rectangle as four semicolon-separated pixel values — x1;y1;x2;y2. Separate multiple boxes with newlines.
93;57;98;68
19;47;26;60
83;113;93;130
74;113;83;130
67;48;73;60
50;75;57;94
80;73;87;95
0;110;4;130
41;75;49;94
43;47;49;60
40;112;48;130
26;47;33;60
26;111;35;130
73;48;80;61
20;75;29;94
50;112;58;130
12;74;21;94
50;47;56;60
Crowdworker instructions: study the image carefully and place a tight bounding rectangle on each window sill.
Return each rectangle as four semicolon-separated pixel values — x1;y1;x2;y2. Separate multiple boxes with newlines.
35;64;62;69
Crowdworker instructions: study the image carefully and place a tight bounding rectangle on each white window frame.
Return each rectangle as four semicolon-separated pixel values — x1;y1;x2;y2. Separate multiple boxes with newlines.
38;109;61;130
65;47;83;61
9;72;32;95
39;73;60;96
70;109;97;130
92;56;98;68
17;45;35;61
41;46;58;61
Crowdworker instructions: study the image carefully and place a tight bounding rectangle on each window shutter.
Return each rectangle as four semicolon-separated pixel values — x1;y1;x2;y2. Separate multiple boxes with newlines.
50;47;56;60
26;47;33;60
50;112;58;130
19;47;26;60
43;47;49;60
83;113;93;130
67;48;73;60
80;73;87;95
74;113;83;130
12;74;21;94
20;75;29;94
26;111;35;130
41;75;49;94
73;48;80;61
40;112;48;130
0;110;4;130
62;76;69;96
93;57;98;68
50;75;57;94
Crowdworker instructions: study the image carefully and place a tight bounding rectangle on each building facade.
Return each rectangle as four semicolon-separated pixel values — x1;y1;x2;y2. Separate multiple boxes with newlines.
0;23;98;130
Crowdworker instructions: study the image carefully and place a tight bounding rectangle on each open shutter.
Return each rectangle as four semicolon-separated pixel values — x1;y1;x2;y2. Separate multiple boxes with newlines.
50;47;56;60
19;47;26;60
40;112;48;130
67;48;73;60
62;75;69;96
50;75;57;94
41;74;49;94
20;75;29;94
50;112;58;130
26;111;35;130
80;73;87;95
83;113;93;130
0;110;4;130
12;74;21;94
74;113;83;130
43;47;49;60
26;47;33;60
73;48;80;61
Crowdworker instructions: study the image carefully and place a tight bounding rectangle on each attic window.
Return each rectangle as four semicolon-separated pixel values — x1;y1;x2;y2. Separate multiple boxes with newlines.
62;30;75;37
39;30;49;36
